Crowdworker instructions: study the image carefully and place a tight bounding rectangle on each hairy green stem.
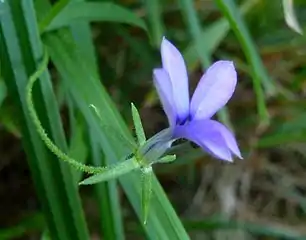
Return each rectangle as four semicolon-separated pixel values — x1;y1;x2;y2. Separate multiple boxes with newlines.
26;49;105;174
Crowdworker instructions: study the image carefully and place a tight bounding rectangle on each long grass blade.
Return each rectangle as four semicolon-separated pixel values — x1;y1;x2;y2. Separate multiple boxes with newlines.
88;128;125;240
143;0;164;47
179;0;211;67
0;0;90;239
65;0;126;235
44;2;147;32
215;0;276;125
0;80;7;108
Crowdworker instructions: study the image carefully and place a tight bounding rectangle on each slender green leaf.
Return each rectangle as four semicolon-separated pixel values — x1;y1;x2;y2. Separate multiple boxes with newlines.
67;107;88;182
141;166;153;224
38;0;70;33
88;128;125;240
143;0;164;47
131;103;146;146
0;80;7;109
215;0;275;125
183;218;305;239
179;0;211;67
79;157;140;185
44;2;147;32
66;3;126;236
0;0;90;239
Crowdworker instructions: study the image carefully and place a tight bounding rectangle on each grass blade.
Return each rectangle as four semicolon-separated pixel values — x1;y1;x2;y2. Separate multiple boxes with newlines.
179;0;211;67
184;218;305;239
88;128;125;240
0;80;7;109
215;0;276;125
44;2;147;32
64;0;126;235
143;0;164;47
0;0;90;239
67;105;88;182
38;0;70;33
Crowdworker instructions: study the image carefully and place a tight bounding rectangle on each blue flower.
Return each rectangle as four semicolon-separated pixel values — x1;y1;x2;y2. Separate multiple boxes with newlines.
153;37;242;161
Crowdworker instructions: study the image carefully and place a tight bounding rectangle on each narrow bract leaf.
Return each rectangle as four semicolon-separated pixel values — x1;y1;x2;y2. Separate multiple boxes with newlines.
90;104;137;150
79;157;140;185
141;166;153;224
131;103;146;146
45;2;147;32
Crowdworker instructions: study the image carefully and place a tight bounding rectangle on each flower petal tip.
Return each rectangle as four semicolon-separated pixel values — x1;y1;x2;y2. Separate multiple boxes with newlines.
230;147;243;160
223;156;233;162
215;151;233;162
215;60;234;66
212;60;236;74
236;153;243;160
161;36;169;46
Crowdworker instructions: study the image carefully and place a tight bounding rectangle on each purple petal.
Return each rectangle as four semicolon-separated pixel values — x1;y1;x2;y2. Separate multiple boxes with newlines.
190;61;237;121
174;120;242;161
212;120;242;159
153;68;176;127
161;37;189;122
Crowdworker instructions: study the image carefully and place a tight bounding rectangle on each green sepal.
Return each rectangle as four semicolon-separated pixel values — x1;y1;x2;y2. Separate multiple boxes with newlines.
131;103;146;146
79;157;140;185
141;166;153;224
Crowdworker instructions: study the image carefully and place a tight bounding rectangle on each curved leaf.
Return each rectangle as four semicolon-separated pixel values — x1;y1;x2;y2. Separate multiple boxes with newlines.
45;2;147;32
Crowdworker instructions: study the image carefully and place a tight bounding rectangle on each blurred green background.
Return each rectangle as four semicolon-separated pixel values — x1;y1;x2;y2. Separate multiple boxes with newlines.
0;0;305;239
